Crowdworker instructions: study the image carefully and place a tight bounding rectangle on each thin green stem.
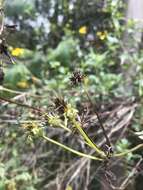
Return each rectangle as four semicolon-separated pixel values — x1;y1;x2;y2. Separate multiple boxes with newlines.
114;144;143;157
42;135;103;161
0;96;43;113
71;118;106;158
83;87;111;147
0;86;47;98
0;86;24;94
59;123;71;132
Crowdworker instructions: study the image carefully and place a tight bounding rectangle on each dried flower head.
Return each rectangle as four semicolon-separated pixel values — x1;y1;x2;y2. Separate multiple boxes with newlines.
70;70;85;86
54;97;67;114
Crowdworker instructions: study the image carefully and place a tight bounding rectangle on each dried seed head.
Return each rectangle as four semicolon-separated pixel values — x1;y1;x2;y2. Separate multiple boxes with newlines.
54;97;67;114
70;70;85;86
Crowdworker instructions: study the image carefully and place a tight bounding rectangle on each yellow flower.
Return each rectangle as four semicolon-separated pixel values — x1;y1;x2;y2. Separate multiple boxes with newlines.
66;186;73;190
11;48;24;57
96;31;108;40
16;81;29;89
79;26;87;34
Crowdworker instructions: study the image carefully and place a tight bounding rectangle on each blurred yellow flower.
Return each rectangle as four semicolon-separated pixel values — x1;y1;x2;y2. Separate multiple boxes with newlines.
96;31;108;40
16;81;29;89
79;26;87;34
11;48;24;57
66;186;73;190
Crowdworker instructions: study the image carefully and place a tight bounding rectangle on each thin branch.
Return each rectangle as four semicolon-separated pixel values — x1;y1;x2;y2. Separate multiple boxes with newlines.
0;1;4;36
0;96;43;113
119;158;142;190
114;144;143;157
84;88;112;147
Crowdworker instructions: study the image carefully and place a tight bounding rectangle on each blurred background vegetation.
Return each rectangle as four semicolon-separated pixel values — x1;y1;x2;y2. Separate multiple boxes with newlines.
0;0;143;189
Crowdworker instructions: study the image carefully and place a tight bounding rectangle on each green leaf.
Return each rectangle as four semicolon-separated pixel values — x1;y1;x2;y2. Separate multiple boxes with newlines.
15;172;32;181
135;131;143;140
0;164;5;179
4;64;31;89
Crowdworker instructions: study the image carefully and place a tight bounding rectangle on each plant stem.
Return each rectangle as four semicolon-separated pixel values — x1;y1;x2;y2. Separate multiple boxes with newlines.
42;135;103;161
84;87;111;147
71;118;106;158
0;1;4;35
114;144;143;157
59;123;72;132
0;96;43;113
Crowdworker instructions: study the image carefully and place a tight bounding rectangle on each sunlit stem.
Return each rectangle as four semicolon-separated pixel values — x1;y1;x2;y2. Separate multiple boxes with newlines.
42;134;103;161
59;123;71;132
114;144;143;157
71;118;106;158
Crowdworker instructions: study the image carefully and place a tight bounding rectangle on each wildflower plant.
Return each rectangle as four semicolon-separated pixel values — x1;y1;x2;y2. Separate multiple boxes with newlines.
11;47;24;57
78;26;87;35
1;1;143;189
96;30;108;40
22;121;43;137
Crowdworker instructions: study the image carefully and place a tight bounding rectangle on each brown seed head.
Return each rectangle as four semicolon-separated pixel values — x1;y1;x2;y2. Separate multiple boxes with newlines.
54;98;67;114
70;70;85;86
